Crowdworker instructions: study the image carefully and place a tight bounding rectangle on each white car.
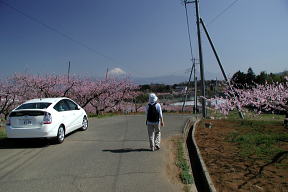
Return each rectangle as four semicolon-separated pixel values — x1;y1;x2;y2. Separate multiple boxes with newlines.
6;97;88;144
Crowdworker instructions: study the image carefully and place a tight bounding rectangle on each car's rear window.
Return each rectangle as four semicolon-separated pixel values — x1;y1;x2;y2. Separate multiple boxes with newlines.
16;102;52;110
10;111;45;117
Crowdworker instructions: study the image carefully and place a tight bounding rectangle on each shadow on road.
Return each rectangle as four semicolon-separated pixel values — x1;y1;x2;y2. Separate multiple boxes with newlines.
0;129;84;149
102;148;151;153
0;138;50;149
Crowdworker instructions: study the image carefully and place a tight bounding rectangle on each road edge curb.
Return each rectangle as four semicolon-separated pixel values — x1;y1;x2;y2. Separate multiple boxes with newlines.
183;117;217;192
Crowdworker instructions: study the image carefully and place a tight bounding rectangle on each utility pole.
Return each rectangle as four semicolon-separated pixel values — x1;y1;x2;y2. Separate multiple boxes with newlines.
195;0;206;118
194;59;198;114
181;62;195;112
68;61;71;83
105;67;109;80
185;0;206;117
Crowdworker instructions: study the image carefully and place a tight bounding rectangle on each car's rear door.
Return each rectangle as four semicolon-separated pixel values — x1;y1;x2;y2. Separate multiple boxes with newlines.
64;99;83;131
53;99;74;133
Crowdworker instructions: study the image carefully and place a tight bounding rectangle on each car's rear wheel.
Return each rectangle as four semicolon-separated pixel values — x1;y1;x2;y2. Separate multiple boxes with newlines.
56;126;65;144
80;117;88;131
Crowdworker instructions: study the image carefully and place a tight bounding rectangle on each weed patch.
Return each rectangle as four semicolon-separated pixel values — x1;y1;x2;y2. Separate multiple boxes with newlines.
0;126;6;139
175;139;193;184
228;132;287;160
226;120;288;161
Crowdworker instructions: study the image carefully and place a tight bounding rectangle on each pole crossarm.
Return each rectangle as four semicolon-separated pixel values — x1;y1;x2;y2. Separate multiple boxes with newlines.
184;0;197;4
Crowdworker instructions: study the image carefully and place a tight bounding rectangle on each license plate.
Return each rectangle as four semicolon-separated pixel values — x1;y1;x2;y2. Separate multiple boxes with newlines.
23;119;32;125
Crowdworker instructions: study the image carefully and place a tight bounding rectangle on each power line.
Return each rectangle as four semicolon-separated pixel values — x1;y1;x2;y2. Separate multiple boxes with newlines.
0;0;116;62
209;0;241;25
184;2;195;61
184;0;206;117
182;1;197;113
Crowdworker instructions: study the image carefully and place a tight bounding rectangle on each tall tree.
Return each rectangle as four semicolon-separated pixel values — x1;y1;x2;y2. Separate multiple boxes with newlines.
246;67;256;87
231;71;246;88
255;71;268;84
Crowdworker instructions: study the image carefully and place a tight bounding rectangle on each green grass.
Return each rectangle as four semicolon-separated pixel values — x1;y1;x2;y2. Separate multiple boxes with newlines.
226;120;288;161
88;113;116;118
227;132;288;159
209;108;285;121
0;127;6;139
238;119;284;133
0;118;6;139
175;138;193;185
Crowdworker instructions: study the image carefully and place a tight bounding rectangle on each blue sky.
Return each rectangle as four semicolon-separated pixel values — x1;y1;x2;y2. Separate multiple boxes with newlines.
0;0;287;80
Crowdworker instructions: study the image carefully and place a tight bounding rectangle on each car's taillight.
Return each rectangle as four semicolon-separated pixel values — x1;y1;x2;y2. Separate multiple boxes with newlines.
43;112;52;124
6;116;11;126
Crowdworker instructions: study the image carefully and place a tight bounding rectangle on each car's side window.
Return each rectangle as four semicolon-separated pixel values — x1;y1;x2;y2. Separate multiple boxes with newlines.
54;100;70;112
65;99;78;111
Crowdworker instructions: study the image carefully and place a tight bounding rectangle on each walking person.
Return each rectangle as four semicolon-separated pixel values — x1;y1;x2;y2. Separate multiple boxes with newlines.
146;93;164;151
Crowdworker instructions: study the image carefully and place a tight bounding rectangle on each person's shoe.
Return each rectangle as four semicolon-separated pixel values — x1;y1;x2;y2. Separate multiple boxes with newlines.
151;147;155;151
155;146;160;150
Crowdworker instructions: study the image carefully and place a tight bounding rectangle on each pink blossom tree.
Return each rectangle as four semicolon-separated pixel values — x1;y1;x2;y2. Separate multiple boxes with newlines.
88;78;139;115
11;73;79;99
0;73;139;117
209;76;288;116
0;77;27;118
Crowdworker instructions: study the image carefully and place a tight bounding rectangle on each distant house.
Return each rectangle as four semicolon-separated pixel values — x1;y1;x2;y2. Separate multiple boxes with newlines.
174;86;187;94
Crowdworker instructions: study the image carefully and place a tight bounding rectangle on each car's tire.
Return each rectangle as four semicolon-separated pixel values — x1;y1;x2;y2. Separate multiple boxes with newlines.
80;117;88;131
56;126;65;144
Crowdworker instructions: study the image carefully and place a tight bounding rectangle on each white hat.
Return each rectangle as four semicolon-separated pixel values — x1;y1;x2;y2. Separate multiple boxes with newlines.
149;93;158;103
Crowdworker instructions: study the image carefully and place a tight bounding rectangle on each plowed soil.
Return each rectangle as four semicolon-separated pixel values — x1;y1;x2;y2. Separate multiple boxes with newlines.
195;119;288;192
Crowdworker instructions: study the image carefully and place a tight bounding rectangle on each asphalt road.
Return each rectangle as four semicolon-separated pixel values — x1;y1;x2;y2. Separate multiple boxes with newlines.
0;114;191;192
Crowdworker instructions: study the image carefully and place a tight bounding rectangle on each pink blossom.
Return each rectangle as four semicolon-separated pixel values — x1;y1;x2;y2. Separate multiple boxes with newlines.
209;79;288;115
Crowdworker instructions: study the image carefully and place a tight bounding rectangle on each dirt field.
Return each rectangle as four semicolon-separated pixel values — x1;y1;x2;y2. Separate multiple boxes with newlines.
195;119;288;192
